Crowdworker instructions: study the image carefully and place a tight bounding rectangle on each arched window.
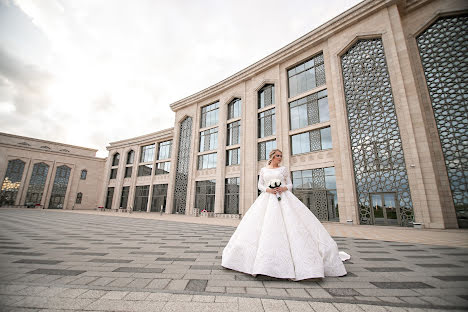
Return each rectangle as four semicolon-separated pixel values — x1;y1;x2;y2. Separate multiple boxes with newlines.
76;192;83;204
112;153;120;166
126;150;135;164
80;169;87;180
258;84;275;109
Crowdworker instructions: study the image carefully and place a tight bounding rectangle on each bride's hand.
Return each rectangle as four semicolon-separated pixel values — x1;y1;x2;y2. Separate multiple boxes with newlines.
266;188;275;194
276;187;287;193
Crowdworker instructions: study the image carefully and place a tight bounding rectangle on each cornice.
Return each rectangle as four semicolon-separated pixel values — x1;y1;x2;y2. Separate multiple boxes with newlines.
107;127;174;149
0;132;98;152
0;142;106;162
169;0;403;112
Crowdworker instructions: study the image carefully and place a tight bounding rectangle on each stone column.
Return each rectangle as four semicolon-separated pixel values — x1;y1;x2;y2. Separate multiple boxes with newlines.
215;98;228;214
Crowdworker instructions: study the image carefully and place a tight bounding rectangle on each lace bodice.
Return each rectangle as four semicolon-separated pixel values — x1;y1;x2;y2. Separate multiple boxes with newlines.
258;166;293;193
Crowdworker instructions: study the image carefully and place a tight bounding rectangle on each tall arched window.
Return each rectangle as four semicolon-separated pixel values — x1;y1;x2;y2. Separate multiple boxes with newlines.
80;169;87;180
0;159;26;206
112;153;120;166
76;192;83;204
126;150;135;164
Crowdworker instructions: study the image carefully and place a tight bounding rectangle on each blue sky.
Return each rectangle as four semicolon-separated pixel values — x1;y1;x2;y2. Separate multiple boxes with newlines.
0;0;362;157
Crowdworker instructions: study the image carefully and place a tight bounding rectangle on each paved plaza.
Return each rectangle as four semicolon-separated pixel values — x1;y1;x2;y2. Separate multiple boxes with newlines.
0;209;467;311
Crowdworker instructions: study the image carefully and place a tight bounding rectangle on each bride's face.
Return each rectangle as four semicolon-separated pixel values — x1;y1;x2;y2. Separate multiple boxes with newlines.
272;152;282;165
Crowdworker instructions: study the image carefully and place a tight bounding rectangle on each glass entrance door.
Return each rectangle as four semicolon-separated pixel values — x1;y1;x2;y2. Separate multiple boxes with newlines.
370;193;400;225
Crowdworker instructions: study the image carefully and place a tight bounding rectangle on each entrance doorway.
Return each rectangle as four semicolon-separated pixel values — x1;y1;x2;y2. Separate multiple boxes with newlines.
370;193;400;225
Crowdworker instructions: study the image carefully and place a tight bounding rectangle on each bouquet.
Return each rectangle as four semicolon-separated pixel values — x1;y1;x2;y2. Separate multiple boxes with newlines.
268;179;282;201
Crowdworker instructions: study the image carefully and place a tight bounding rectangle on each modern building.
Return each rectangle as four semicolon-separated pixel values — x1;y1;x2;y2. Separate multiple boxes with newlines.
0;132;105;210
2;0;466;229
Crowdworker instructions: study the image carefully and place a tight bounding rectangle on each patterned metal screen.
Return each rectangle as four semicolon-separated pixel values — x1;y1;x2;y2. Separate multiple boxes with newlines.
225;177;240;214
174;117;192;214
258;108;276;138
292;167;338;221
288;53;326;98
0;159;25;206
49;165;71;209
195;180;216;212
228;98;242;120
25;162;49;204
341;38;414;226
258;85;275;109
416;15;468;227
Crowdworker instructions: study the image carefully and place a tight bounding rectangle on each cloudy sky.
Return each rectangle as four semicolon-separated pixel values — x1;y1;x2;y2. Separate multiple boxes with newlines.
0;0;362;157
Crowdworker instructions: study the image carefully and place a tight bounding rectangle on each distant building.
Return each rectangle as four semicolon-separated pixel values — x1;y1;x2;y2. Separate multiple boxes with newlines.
0;132;105;210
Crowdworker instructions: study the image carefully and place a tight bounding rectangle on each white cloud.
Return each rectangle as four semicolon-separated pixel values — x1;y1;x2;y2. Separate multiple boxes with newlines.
0;0;362;157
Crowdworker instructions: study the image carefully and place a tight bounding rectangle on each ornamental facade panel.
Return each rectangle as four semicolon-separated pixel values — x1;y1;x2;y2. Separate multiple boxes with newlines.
173;117;192;214
416;15;468;227
341;38;414;226
25;162;49;204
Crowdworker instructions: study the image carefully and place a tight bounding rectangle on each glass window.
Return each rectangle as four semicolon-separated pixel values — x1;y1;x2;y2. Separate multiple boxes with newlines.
289;89;328;130
133;185;149;212
157;141;172;160
126;150;135;164
225;177;240;214
291;126;332;155
80;169;87;180
49;165;71;209
198;153;217;169
201;102;219;128
75;192;83;204
25;162;49;205
112;153;120;166
140;144;155;163
226;148;240;166
120;186;129;208
105;187;114;209
199;127;218;152
124;166;132;178
258;84;275;109
151;184;168;212
320;127;332;150
137;164;153;176
195;180;216;212
155;162;170;175
258;140;276;161
258;108;276;138
291;167;338;221
288;53;326;98
1;159;26;206
110;168;117;179
227;121;241;146
228;98;241;120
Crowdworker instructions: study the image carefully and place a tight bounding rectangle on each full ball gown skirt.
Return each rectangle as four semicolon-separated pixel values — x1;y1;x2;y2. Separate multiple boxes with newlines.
222;166;350;281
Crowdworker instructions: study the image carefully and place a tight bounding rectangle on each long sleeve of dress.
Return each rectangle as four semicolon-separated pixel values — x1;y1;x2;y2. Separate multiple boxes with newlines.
258;168;266;193
283;167;293;191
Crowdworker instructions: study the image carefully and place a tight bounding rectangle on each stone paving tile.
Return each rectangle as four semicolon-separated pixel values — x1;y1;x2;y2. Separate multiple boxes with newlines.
86;299;166;311
333;303;365;311
261;298;289;312
101;290;129;300
309;301;340;311
2;209;468;311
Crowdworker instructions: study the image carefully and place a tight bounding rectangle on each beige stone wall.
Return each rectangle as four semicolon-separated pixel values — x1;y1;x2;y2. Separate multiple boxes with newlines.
161;0;465;228
0;132;105;210
102;129;173;211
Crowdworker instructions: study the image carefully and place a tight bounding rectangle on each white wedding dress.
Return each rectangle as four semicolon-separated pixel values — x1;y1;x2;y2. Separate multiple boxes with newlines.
222;166;350;281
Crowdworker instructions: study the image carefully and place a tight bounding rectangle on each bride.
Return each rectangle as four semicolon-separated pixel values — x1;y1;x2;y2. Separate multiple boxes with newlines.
222;149;350;281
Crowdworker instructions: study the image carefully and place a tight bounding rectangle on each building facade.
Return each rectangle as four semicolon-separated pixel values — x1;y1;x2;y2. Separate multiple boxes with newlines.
3;0;465;230
0;132;105;210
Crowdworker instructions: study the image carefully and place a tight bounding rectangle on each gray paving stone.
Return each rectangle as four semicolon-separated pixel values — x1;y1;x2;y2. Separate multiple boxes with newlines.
26;269;85;276
309;301;339;312
370;282;434;289
13;259;62;265
145;278;171;289
326;288;361;296
185;279;208;291
333;303;365;311
261;298;288;312
113;267;164;273
101;291;128;300
86;299;166;311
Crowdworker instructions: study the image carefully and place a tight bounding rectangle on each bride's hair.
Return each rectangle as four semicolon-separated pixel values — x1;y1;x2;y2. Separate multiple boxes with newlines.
267;149;282;165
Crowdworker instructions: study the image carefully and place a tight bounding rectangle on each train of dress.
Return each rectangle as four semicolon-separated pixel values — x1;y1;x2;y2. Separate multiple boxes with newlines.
222;187;350;281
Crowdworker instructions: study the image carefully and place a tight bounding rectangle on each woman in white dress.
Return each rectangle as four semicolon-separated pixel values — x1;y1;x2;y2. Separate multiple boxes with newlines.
222;149;350;281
